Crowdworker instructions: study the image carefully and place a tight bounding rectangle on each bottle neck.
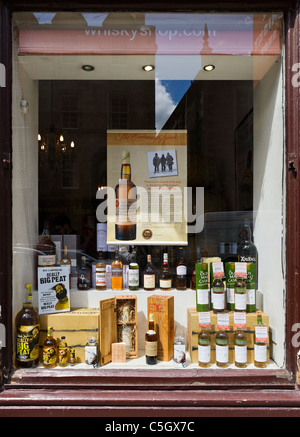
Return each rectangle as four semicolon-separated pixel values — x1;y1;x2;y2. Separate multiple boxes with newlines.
149;321;155;331
147;254;152;264
121;163;131;180
23;284;33;308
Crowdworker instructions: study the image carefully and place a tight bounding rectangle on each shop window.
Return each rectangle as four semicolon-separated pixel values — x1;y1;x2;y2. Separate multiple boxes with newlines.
11;11;285;377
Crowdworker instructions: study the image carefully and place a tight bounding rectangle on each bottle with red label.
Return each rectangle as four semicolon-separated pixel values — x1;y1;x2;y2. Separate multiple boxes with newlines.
36;222;56;269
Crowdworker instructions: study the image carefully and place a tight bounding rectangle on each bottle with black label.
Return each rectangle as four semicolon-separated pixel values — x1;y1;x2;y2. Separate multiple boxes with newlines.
15;284;40;368
77;256;91;290
237;220;258;267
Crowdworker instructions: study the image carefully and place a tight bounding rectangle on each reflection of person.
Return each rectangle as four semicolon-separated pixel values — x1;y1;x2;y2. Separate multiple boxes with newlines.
153;153;160;173
53;283;70;311
160;154;166;171
166;153;174;171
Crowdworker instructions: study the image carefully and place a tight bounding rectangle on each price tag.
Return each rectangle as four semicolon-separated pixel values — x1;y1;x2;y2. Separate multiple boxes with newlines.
212;262;224;277
235;262;247;278
217;313;229;330
255;326;268;343
234;312;246;329
198;312;211;328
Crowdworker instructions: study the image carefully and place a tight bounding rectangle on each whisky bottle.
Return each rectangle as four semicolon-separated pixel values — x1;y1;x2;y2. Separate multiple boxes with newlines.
234;329;247;368
115;151;137;241
58;336;68;367
36;222;56;268
42;326;58;368
225;262;235;311
254;313;268;368
237;220;258;287
111;248;123;290
195;262;210;312
128;247;139;290
216;330;229;367
60;245;71;289
159;252;172;291
246;262;256;313
176;247;187;290
95;251;106;290
234;278;247;312
77;256;91;290
198;328;211;368
145;313;157;365
212;276;225;313
15;284;40;368
143;254;155;291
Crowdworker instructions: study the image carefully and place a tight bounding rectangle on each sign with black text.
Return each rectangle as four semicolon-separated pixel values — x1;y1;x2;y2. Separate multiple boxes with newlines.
38;266;71;315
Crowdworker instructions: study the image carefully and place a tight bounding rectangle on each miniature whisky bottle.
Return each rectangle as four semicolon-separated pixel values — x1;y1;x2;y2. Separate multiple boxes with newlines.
145;313;157;365
111;248;123;290
198;328;211;368
159;252;172;291
254;313;268;368
60;245;71;289
234;329;247;368
15;284;40;368
43;326;58;368
234;277;247;312
58;336;68;367
212;277;225;313
215;330;229;367
115;151;137;241
143;254;155;291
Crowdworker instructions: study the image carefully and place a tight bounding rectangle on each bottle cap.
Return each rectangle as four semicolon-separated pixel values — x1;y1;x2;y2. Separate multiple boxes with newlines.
122;151;130;164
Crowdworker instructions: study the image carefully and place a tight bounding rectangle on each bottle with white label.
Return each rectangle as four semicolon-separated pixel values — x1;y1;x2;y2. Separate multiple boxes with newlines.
143;254;155;291
234;277;247;312
212;277;225;314
95;251;106;290
216;330;229;367
234;329;247;368
176;247;187;290
36;223;56;269
128;247;139;290
254;313;268;368
198;328;211;368
159;252;172;291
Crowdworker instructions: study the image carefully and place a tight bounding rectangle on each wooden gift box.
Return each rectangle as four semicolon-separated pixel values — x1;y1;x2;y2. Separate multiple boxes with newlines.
39;308;99;363
99;295;138;366
187;308;269;364
147;295;174;361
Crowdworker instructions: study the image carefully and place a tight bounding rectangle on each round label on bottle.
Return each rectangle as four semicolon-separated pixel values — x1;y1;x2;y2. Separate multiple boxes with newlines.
16;324;40;362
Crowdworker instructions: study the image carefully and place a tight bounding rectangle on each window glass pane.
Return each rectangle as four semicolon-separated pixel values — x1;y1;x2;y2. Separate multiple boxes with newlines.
12;12;284;372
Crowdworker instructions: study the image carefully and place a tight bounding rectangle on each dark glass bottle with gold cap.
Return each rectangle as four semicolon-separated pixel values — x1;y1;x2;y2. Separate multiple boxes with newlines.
15;284;40;368
115;151;137;240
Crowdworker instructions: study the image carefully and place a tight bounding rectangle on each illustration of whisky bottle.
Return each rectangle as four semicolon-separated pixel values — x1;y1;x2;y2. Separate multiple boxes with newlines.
115;151;137;241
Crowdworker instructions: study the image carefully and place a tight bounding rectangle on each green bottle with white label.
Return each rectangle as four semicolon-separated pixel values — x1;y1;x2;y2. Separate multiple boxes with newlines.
195;263;210;312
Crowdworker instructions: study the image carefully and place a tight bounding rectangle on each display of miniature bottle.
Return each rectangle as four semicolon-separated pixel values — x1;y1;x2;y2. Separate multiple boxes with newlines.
212;276;225;313
60;245;71;289
237;220;258;287
234;329;247;368
15;283;40;368
95;251;106;290
58;336;68;367
42;326;58;368
36;222;56;268
143;254;155;291
77;256;91;290
176;247;187;290
145;313;157;365
234;276;247;312
215;330;229;367
111;248;123;290
254;313;268;368
198;328;211;368
70;348;76;366
115;150;137;241
159;252;172;291
128;247;139;291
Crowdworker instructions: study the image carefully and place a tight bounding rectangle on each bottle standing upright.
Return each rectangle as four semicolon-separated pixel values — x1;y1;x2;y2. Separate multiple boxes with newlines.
237;220;258;288
145;313;157;365
143;254;156;291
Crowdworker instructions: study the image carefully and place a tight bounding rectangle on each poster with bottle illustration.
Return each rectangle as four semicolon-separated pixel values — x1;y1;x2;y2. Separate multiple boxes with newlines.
37;266;71;315
104;130;188;245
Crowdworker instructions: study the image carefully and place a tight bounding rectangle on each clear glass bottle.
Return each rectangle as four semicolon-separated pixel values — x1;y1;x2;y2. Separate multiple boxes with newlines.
111;248;123;290
58;336;68;367
173;335;186;368
212;277;225;313
128;247;139;290
42;326;57;368
254;313;268;368
198;328;211;368
143;254;155;291
60;245;71;289
95;251;106;290
234;277;247;312
145;313;157;365
215;330;229;368
234;329;247;368
15;284;40;368
159;252;172;291
176;247;187;290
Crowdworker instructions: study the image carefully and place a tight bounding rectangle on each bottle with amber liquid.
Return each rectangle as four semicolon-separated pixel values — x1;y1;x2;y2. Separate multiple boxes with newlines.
198;328;211;368
254;313;268;368
95;251;106;290
58;336;68;367
42;326;58;368
111;248;123;290
234;277;247;312
143;254;155;291
212;277;225;313
159;252;172;291
115;151;137;241
145;313;157;365
35;223;56;287
60;245;71;289
15;284;40;368
176;247;187;290
215;330;229;368
234;329;247;368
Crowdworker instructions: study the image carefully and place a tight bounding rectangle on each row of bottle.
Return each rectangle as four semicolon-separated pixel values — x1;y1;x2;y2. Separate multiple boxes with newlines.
198;312;268;368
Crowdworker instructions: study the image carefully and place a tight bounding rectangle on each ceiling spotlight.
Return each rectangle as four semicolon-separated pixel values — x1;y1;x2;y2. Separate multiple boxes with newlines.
82;64;95;72
142;65;155;72
203;64;215;72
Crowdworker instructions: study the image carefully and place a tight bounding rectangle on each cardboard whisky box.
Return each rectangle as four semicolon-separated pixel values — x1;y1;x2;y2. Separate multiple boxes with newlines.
39;307;99;363
99;295;138;366
187;308;269;364
147;295;174;361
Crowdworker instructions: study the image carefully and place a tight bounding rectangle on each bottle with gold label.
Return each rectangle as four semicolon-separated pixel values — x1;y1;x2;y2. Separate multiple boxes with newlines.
145;313;157;365
58;336;68;367
15;284;40;368
43;326;58;368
